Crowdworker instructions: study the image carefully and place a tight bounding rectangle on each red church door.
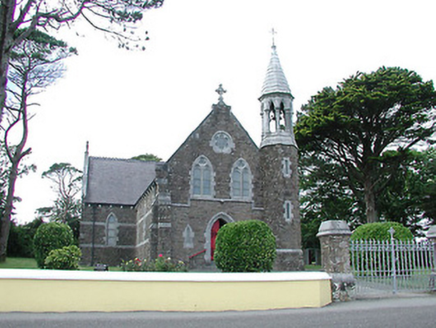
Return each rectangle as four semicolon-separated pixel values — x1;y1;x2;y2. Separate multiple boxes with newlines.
211;219;226;260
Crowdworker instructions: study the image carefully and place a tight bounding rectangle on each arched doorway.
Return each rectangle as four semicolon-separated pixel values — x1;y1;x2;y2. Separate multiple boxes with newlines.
211;219;226;260
204;212;234;263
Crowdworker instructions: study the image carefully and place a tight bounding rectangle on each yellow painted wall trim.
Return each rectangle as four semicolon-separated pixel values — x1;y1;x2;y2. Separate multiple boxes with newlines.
0;269;331;312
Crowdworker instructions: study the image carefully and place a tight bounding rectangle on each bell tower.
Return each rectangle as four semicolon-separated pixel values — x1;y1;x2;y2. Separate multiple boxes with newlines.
259;33;304;271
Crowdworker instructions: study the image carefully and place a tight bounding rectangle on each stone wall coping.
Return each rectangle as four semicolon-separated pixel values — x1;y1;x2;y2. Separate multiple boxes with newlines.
426;225;436;239
0;269;331;282
316;220;351;237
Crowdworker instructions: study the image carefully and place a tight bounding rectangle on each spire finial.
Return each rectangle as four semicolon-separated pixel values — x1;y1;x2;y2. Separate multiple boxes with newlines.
215;84;227;103
270;28;277;48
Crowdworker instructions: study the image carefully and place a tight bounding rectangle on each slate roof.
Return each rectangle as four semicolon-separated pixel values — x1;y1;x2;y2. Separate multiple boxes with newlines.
84;157;157;206
261;45;292;96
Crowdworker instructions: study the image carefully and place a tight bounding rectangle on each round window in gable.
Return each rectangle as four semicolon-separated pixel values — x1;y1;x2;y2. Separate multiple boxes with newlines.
210;131;235;154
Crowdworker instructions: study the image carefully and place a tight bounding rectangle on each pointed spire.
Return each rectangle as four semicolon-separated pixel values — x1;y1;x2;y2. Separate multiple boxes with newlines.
259;31;296;148
260;34;292;98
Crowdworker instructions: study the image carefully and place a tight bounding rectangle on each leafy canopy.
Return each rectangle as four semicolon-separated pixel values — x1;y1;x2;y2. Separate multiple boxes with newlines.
296;66;436;224
0;30;75;262
131;153;162;162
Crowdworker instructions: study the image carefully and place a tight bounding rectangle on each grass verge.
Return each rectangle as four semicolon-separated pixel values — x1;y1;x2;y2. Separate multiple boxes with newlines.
0;257;122;271
0;257;38;269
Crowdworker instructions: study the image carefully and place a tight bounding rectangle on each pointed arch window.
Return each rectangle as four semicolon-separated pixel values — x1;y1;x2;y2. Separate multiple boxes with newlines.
106;213;118;246
191;155;214;197
183;224;195;249
282;157;292;178
231;159;252;199
268;102;276;132
284;200;293;222
278;102;286;130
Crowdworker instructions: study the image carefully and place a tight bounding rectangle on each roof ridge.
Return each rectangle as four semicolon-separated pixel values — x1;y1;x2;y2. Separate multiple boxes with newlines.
89;156;162;164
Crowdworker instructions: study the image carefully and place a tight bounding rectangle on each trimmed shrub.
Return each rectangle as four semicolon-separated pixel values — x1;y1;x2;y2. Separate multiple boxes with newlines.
351;222;413;276
351;222;413;241
33;222;74;268
44;245;82;270
214;220;276;272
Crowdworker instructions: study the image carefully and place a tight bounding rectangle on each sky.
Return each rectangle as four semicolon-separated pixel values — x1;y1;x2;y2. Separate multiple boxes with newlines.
12;0;436;223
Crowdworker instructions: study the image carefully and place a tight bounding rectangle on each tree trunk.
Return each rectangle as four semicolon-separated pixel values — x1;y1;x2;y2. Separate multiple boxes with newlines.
364;178;379;223
0;120;27;262
0;0;16;123
0;75;30;262
0;159;19;262
0;141;30;262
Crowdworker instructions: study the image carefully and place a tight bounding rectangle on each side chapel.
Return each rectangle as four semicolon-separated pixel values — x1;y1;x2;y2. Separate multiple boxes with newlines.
79;43;304;271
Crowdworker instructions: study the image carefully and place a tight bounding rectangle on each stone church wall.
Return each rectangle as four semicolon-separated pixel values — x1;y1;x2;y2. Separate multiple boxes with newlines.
135;185;158;261
80;204;137;266
167;104;262;206
170;200;263;264
160;103;265;267
259;144;304;271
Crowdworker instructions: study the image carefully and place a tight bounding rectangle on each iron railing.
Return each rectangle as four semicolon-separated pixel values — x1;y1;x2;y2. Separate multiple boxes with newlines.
350;239;434;294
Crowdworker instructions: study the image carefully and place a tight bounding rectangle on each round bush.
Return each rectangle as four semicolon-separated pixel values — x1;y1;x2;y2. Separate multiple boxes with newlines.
351;222;413;276
44;245;82;270
214;220;276;272
351;222;413;241
33;222;74;268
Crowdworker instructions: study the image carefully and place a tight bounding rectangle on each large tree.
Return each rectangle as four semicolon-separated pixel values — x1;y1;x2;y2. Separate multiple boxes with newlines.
299;154;364;249
0;0;164;122
38;163;82;241
40;163;82;224
0;29;75;261
296;67;436;224
377;148;436;234
131;153;162;162
299;148;436;243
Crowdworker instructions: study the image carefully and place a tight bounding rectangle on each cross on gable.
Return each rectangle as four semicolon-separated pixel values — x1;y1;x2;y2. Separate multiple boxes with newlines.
215;84;227;103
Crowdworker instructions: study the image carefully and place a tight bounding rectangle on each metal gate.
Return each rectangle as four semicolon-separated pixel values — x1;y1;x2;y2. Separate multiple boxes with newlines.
350;237;435;295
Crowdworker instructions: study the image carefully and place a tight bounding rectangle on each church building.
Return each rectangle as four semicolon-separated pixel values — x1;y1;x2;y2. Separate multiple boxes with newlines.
79;43;304;271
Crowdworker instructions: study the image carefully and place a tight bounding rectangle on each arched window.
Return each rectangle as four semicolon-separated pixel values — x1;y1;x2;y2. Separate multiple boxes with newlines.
279;102;286;130
191;155;214;197
268;102;276;132
231;159;252;199
106;213;118;246
282;157;292;178
183;224;195;249
284;200;293;222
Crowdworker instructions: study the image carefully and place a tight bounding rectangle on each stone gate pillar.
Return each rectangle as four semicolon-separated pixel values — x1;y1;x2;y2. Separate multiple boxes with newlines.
317;220;355;301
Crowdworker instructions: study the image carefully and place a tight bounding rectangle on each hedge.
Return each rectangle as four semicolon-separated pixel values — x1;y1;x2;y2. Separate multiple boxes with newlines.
214;220;276;272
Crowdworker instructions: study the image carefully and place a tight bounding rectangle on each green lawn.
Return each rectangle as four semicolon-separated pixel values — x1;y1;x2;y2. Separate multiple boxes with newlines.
0;257;38;269
304;264;322;271
0;257;122;271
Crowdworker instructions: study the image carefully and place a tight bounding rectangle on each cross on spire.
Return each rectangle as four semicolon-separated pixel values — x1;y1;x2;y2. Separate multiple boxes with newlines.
270;28;277;47
215;84;227;103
